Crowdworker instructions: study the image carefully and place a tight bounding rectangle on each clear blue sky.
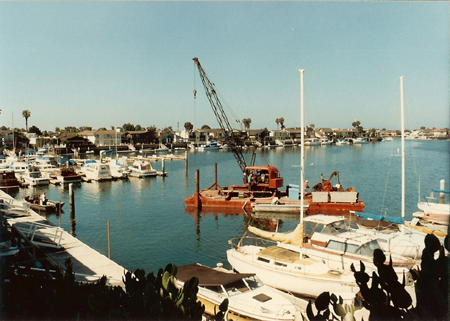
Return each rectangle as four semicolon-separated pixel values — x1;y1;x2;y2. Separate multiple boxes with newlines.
0;1;448;132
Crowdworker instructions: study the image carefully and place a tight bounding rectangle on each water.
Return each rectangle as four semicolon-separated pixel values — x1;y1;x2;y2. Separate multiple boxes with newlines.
15;139;450;275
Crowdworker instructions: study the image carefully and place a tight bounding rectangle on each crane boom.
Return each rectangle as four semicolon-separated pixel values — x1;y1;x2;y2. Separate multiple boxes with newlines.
193;57;247;172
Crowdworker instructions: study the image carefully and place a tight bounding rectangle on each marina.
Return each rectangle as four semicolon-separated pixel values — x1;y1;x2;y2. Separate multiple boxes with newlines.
3;139;448;276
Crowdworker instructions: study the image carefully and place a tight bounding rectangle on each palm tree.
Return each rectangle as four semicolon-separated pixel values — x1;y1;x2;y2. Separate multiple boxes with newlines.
279;117;285;130
242;118;252;130
275;118;280;130
22;110;31;132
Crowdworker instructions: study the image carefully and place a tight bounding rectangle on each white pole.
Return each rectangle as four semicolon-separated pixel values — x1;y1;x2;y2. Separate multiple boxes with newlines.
400;76;405;232
300;69;305;224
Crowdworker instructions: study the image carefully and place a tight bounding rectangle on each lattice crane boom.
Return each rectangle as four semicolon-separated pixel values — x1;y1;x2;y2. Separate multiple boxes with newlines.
193;57;247;172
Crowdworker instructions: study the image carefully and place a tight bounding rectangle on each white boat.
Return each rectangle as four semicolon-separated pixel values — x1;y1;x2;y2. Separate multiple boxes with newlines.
383;136;394;141
129;160;157;178
302;215;418;274
414;186;449;226
353;137;368;144
176;263;304;321
197;140;221;151
21;166;50;186
335;139;349;146
304;138;321;146
227;236;359;301
79;160;112;181
108;158;131;179
9;161;29;180
320;138;332;145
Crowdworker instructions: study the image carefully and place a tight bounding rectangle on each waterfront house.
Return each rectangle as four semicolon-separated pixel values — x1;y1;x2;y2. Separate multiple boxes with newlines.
79;130;120;146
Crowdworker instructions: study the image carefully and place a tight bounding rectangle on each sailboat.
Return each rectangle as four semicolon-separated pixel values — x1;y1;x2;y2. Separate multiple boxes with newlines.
226;70;360;302
351;77;441;259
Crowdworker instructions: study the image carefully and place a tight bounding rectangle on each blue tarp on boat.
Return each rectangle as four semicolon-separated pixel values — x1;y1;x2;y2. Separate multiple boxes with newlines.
354;211;404;225
432;189;450;194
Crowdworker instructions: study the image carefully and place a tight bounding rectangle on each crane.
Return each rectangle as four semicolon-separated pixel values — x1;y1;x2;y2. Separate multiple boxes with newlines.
193;57;248;172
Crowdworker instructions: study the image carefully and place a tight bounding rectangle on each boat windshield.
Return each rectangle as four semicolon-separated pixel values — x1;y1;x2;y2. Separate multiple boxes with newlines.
242;275;263;290
223;279;251;296
322;220;351;235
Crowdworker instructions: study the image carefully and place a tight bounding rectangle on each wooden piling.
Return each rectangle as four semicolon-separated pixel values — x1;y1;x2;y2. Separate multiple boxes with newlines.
107;221;111;259
195;169;201;209
215;163;218;190
69;183;76;236
162;158;165;175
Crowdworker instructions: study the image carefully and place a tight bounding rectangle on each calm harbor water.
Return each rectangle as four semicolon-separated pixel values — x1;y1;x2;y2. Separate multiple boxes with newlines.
15;139;450;275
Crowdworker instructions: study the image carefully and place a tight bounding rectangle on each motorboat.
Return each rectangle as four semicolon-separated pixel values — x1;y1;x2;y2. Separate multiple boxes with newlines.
56;167;82;184
0;170;20;191
21;166;50;186
108;158;131;179
9;161;29;180
23;195;64;213
176;263;305;321
304;138;321;146
197;140;221;151
129;160;157;178
79;160;112;181
227;236;359;302
353;137;368;144
320;138;332;146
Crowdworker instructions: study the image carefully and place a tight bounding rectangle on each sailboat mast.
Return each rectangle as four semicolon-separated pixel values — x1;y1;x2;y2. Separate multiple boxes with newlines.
300;69;305;224
400;76;405;222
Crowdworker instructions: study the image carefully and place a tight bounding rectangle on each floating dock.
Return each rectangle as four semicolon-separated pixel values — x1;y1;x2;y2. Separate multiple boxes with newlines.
0;190;127;288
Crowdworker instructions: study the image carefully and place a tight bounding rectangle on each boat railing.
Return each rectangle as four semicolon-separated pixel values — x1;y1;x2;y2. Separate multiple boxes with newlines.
228;236;277;249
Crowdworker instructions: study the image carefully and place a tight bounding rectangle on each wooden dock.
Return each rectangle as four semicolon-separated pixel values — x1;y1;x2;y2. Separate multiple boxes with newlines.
0;190;127;288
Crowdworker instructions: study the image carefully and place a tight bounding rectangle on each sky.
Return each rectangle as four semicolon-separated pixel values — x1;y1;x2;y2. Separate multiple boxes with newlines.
0;1;448;133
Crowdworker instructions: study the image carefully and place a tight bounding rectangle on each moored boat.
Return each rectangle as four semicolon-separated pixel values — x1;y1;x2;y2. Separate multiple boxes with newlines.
0;170;21;191
79;160;112;181
176;263;304;321
226;236;359;302
414;186;449;226
129;160;157;178
21;166;50;186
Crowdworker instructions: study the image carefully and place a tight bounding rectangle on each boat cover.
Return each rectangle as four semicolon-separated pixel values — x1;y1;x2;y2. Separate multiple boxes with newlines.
177;264;254;286
354;212;404;225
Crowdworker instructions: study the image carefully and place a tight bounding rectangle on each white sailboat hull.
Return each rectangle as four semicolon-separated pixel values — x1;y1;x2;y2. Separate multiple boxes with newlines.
226;245;359;301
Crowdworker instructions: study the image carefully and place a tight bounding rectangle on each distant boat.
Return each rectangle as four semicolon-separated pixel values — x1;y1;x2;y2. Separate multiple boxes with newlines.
353;137;368;144
304;138;321;146
0;170;20;191
79;160;112;181
197;140;221;151
56;167;82;184
21;166;50;186
129;160;157;178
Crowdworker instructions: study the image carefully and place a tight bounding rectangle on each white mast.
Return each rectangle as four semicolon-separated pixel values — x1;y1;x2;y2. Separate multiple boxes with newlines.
400;76;405;233
300;69;305;225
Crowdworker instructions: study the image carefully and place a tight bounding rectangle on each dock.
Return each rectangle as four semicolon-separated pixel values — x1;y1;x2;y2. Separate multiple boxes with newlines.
0;190;127;288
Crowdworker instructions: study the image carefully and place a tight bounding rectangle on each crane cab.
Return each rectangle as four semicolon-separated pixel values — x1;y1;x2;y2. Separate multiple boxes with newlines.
244;166;283;191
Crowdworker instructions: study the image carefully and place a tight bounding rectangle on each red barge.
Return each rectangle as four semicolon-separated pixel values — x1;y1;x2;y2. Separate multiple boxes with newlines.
184;168;365;215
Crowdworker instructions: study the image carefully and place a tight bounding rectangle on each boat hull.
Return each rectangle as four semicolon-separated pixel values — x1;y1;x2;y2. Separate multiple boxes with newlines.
226;245;359;300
